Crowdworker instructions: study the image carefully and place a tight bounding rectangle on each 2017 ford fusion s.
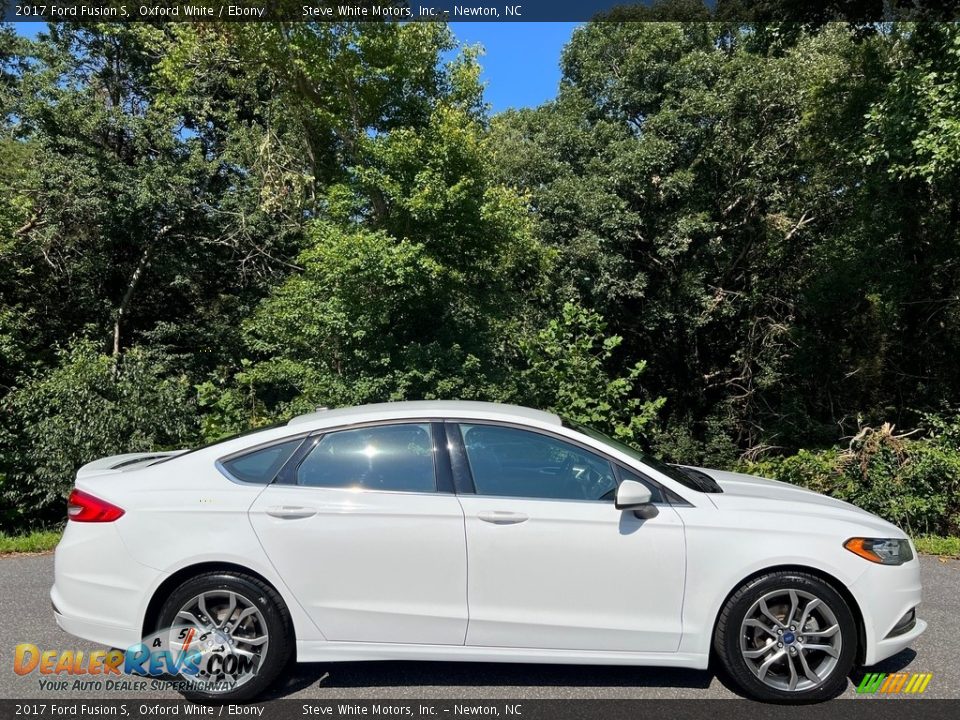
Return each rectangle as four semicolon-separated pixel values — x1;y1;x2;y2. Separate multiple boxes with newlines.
52;401;925;703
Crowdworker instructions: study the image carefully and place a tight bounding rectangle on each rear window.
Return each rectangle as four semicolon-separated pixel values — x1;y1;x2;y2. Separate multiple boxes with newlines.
219;439;304;484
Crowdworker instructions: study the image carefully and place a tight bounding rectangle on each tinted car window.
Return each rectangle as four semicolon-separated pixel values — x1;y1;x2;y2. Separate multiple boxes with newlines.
564;419;721;493
220;438;303;484
297;424;436;493
458;424;617;501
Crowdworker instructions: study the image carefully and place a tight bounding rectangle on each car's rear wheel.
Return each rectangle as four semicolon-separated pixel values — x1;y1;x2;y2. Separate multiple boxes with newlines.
714;571;857;703
156;571;293;702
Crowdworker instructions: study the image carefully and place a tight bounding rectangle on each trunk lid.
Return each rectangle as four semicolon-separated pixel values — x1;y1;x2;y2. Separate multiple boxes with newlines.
75;451;187;481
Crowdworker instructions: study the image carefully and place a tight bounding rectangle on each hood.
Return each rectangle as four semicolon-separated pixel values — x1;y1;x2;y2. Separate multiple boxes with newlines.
687;466;905;536
75;450;188;481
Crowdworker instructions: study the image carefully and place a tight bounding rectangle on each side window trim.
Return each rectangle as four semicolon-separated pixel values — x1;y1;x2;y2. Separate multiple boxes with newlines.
446;419;695;506
275;434;322;485
612;464;690;507
431;422;456;494
285;420;442;495
445;421;476;495
453;420;620;504
217;434;311;486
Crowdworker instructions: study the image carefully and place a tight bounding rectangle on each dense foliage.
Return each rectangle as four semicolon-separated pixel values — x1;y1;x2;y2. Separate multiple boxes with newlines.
740;417;960;536
1;18;959;534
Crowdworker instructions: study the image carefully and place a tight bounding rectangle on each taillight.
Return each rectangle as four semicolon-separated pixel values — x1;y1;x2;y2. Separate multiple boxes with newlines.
66;488;125;523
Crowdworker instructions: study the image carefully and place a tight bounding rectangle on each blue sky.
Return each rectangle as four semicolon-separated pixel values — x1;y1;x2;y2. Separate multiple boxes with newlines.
450;22;578;112
11;21;577;113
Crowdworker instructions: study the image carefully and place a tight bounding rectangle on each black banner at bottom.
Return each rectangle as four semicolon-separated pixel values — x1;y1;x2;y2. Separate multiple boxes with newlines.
1;700;959;720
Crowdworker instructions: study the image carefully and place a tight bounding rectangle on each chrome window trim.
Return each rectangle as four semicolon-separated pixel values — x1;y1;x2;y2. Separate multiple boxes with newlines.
216;433;312;486
255;484;677;507
212;415;697;505
250;483;449;499
450;419;689;507
291;420;442;494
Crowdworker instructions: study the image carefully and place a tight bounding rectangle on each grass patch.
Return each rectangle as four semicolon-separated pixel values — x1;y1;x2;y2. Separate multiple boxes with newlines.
914;535;960;558
0;530;62;555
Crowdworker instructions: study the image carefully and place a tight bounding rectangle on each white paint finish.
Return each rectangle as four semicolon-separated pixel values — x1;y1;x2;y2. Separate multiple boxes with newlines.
250;485;468;645
459;495;685;652
51;521;156;647
847;546;924;664
870;620;927;665
673;505;872;657
287;400;562;429
49;400;926;684
69;458;323;644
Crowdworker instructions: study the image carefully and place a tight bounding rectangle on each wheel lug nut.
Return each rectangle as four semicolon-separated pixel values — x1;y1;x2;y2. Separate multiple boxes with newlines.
777;642;783;648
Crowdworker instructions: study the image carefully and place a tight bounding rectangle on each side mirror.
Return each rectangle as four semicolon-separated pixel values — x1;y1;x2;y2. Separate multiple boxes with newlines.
615;479;658;519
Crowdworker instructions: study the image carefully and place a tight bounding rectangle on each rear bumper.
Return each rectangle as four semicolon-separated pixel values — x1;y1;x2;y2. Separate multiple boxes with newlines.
50;521;165;650
51;602;140;650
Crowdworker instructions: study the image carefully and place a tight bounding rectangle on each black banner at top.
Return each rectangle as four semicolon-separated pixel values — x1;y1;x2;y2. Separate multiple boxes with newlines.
4;0;960;23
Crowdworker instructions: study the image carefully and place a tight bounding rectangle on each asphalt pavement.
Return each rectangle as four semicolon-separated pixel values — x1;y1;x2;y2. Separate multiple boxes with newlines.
1;554;957;700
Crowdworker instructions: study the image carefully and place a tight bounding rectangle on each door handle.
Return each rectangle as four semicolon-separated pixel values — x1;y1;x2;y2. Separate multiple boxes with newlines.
477;511;528;525
265;505;317;519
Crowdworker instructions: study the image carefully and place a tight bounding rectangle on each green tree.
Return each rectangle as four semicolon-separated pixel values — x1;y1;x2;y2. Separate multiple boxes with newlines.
0;340;196;529
196;31;658;444
510;303;664;443
491;21;960;461
203;61;551;427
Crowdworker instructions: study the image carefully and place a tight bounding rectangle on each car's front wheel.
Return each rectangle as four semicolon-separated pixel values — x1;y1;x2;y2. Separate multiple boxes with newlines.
714;571;857;702
156;571;293;702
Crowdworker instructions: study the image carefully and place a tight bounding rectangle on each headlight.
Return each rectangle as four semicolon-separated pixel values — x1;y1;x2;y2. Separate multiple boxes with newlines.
844;537;914;565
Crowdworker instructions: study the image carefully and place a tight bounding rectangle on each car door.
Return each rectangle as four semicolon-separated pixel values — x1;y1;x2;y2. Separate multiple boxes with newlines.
248;421;468;645
452;422;686;653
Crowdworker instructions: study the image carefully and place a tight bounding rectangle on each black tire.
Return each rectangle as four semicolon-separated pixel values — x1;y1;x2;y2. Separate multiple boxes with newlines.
713;571;857;703
155;571;294;702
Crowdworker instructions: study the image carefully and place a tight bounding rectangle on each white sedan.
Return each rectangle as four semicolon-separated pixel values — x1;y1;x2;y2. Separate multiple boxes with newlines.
52;401;925;703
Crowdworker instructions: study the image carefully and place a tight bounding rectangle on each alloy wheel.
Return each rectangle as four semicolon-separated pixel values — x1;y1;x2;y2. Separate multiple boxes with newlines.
169;590;270;693
739;588;842;692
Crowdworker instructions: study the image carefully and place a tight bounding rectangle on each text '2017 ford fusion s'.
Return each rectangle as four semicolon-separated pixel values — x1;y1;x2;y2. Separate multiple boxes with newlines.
52;401;925;702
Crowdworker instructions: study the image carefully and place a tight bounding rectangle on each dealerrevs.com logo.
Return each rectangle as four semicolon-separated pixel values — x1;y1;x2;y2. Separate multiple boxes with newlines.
13;625;259;693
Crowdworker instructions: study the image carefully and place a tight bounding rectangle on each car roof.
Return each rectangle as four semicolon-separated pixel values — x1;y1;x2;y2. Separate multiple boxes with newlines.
287;400;562;430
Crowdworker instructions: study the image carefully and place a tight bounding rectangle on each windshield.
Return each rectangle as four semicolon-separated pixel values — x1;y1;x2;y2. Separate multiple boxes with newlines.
563;419;722;493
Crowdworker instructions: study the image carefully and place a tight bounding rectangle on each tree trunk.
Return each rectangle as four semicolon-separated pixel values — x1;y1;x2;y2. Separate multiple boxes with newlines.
112;243;155;360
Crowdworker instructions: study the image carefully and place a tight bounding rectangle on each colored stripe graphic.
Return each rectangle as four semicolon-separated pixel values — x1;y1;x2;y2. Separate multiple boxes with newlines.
857;673;887;693
856;672;931;695
885;673;908;693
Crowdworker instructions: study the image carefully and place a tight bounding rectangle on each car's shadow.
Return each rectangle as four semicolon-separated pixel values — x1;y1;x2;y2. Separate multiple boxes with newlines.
713;648;920;701
264;661;716;699
848;648;918;685
264;649;920;700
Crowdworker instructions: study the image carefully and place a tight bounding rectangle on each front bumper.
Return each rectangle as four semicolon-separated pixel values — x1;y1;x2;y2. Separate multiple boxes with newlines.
849;553;926;665
871;617;927;665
